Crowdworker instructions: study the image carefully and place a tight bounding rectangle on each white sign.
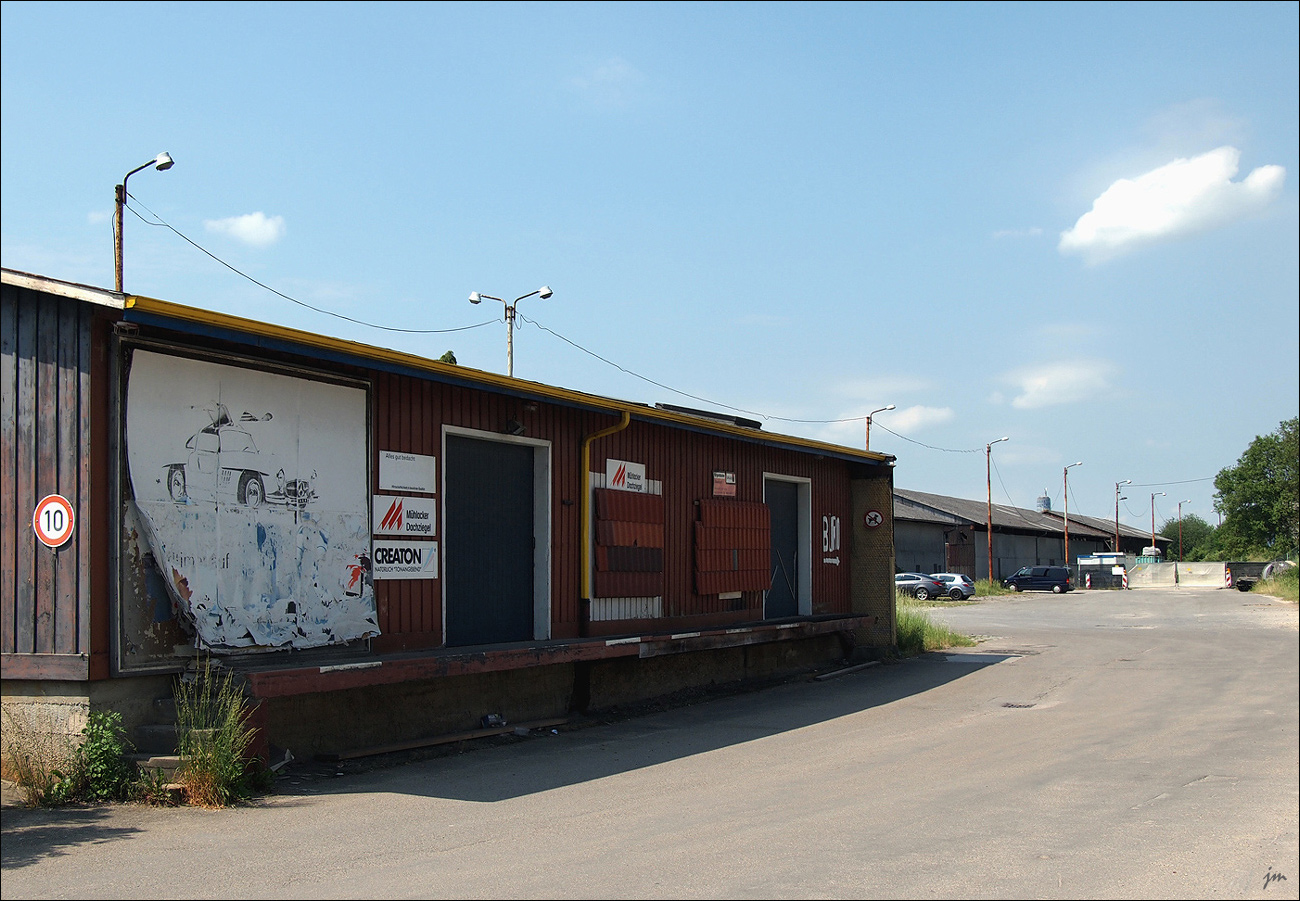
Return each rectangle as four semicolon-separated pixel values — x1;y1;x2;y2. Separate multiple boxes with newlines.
372;495;437;537
372;540;439;580
33;494;75;548
863;509;884;529
379;450;437;494
606;458;646;493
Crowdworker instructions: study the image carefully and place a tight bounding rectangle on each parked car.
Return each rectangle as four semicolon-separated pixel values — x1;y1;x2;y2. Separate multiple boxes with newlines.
930;572;976;600
895;572;947;601
1003;565;1073;593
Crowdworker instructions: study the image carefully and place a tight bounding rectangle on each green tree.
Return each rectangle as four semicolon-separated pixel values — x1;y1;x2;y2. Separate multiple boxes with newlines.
1159;513;1217;561
1213;416;1299;560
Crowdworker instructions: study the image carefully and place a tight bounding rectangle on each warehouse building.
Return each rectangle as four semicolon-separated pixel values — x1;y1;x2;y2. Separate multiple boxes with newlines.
2;268;898;759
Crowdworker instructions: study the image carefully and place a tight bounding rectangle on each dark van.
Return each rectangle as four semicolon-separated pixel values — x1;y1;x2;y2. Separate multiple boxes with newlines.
1004;565;1073;593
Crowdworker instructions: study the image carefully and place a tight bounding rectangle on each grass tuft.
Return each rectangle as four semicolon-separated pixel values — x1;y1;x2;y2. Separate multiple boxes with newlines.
174;657;267;808
896;596;977;655
1251;564;1298;602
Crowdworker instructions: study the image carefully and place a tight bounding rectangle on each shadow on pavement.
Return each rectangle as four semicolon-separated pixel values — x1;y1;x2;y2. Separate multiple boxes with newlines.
271;650;1012;804
1;805;144;870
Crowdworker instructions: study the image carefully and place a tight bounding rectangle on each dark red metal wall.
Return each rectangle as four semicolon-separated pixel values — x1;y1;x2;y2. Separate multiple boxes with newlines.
370;370;854;649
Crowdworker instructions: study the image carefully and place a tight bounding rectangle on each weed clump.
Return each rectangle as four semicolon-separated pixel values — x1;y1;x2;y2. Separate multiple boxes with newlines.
174;658;267;808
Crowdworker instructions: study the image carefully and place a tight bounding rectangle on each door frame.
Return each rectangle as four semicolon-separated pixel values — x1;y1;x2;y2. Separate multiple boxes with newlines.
762;473;812;617
441;425;552;642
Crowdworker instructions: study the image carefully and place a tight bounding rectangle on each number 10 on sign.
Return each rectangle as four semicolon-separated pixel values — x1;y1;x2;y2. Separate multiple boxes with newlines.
33;494;75;548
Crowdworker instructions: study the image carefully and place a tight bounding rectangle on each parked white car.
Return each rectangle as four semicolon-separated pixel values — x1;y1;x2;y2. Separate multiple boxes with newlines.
929;572;976;600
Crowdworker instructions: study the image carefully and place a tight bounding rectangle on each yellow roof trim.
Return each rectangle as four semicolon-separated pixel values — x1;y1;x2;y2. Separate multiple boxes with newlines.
124;293;895;464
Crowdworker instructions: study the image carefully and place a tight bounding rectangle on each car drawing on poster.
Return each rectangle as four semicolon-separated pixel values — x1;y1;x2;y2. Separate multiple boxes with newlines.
163;403;316;509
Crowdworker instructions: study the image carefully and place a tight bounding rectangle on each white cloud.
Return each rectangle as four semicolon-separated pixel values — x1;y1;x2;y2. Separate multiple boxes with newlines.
1059;146;1285;262
829;376;932;400
999;359;1117;409
808;404;952;450
204;212;285;247
889;405;955;432
568;57;644;106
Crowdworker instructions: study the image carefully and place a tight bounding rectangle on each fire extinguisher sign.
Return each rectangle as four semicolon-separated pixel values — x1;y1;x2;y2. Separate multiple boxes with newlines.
33;494;75;548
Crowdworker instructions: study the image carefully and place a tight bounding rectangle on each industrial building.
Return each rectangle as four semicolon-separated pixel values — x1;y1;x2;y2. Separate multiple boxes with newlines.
3;268;898;759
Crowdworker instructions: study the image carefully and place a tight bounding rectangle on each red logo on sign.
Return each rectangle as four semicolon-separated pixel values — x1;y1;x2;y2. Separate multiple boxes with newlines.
380;498;404;531
611;463;627;488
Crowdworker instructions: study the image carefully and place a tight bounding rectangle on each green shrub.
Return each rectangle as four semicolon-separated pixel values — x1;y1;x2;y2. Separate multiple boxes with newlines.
174;659;265;808
2;709;134;806
74;710;136;802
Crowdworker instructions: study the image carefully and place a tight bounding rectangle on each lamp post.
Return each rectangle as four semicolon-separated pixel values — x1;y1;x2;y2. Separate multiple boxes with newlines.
1150;492;1166;554
865;405;894;451
1114;479;1131;551
1178;499;1192;561
469;286;552;377
114;152;174;293
986;437;1009;583
1063;461;1082;568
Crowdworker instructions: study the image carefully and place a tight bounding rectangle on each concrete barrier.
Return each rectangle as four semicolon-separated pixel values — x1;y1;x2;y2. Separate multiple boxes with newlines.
1126;562;1226;588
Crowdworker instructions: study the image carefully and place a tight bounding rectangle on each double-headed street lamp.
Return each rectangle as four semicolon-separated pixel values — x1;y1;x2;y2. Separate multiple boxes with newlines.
1150;492;1166;553
865;405;894;451
469;286;552;378
986;437;1009;582
1063;461;1083;567
1114;479;1131;551
114;152;174;293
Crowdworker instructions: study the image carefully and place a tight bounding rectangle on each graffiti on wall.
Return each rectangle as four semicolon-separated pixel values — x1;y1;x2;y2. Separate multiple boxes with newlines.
125;350;378;650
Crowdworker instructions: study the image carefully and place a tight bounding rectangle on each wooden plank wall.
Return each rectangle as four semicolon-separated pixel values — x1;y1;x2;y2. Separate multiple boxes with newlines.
1;286;93;674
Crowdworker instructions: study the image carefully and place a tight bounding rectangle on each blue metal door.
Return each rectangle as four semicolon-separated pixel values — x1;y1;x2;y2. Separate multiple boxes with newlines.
765;479;799;619
445;436;534;646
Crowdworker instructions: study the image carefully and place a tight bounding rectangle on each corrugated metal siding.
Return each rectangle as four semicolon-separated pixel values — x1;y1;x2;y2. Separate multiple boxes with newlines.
360;372;857;646
1;286;93;662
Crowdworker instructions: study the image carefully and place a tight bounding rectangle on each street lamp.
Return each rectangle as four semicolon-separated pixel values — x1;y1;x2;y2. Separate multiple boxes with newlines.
469;286;552;378
986;437;1009;583
1063;461;1082;568
114;152;174;293
1114;479;1131;551
865;405;894;451
1150;492;1166;554
1178;499;1192;561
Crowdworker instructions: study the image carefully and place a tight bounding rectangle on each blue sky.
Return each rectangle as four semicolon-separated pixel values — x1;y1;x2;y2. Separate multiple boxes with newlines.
3;1;1297;537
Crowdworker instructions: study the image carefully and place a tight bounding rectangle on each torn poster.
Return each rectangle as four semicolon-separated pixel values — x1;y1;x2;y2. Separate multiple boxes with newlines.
125;349;378;650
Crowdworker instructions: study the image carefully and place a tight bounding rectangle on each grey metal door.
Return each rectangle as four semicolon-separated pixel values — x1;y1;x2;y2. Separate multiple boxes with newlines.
444;435;534;646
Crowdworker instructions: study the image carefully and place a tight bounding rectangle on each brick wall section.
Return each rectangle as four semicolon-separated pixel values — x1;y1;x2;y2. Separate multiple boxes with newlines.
851;473;896;647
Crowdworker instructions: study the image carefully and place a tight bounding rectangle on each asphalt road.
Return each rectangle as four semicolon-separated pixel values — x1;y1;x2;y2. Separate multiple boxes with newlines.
3;587;1297;900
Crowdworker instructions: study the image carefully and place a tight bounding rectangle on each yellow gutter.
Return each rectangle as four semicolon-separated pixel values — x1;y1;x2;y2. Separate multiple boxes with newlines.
579;410;631;633
122;294;892;465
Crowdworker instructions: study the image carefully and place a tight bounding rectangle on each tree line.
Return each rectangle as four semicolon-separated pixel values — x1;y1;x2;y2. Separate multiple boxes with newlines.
1159;416;1299;562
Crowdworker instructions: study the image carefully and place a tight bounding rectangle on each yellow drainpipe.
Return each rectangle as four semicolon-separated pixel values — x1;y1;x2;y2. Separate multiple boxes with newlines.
580;410;631;632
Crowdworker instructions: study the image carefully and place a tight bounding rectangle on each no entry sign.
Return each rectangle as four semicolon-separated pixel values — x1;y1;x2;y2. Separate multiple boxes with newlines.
33;494;75;548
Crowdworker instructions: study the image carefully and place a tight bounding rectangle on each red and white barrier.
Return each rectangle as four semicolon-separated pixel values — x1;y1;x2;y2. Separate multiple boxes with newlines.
1122;571;1129;590
1085;573;1091;589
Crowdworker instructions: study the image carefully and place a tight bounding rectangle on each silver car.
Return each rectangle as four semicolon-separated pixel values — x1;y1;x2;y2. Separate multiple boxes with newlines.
930;572;976;600
894;572;947;601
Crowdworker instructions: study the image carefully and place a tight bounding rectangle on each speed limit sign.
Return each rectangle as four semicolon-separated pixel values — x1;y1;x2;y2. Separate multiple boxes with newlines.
33;494;75;548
